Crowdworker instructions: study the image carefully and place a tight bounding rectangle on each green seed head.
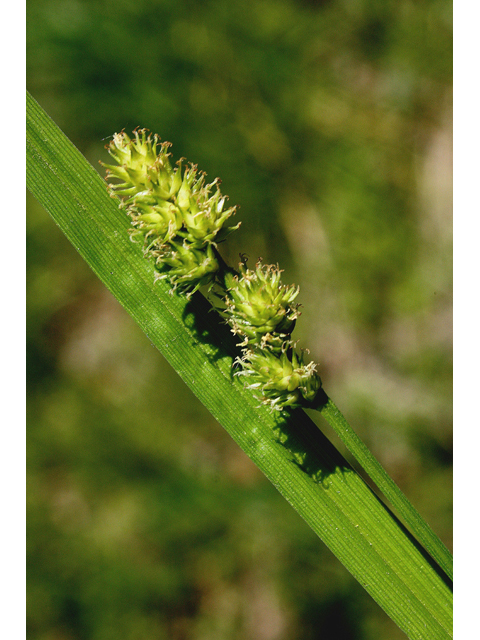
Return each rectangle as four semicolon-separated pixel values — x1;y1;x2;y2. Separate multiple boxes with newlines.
223;259;300;348
129;198;183;247
176;165;240;247
236;347;322;411
103;130;239;250
103;129;179;200
103;129;323;408
153;240;219;296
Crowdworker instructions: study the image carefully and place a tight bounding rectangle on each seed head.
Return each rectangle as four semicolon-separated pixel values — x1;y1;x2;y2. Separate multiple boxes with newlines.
103;130;238;248
223;259;300;348
103;130;179;200
176;165;240;247
236;346;322;410
153;240;219;296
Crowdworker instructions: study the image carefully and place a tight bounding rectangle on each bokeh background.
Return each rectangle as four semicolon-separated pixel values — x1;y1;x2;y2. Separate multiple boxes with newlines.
27;1;452;638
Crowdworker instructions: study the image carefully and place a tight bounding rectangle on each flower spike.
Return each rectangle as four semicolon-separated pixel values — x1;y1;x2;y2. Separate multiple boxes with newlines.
235;346;322;411
102;130;240;295
153;240;219;297
222;258;300;349
103;129;322;410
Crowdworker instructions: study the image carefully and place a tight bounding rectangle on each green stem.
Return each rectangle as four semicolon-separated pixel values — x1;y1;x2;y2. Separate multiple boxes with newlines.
311;393;453;581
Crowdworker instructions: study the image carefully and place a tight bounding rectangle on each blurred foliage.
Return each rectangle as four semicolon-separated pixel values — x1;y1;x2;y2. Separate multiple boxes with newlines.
27;0;452;638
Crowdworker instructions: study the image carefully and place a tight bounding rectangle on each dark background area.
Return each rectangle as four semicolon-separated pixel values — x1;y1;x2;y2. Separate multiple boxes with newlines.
27;1;452;638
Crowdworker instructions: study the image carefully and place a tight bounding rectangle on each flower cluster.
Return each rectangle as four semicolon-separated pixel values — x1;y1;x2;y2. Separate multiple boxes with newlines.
222;259;300;349
103;129;239;295
235;346;321;411
103;130;322;411
223;257;321;410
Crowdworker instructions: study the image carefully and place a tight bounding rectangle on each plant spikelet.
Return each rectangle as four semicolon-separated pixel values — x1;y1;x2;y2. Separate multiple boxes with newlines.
235;346;321;411
102;129;239;294
223;258;300;349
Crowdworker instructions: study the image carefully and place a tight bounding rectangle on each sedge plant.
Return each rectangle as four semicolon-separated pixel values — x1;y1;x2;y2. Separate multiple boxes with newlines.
103;128;453;580
27;92;452;639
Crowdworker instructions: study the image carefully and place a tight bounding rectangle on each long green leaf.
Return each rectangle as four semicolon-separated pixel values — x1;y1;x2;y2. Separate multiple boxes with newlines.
26;91;452;639
316;397;453;581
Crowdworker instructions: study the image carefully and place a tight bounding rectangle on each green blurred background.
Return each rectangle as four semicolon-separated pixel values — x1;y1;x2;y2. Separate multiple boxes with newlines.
27;1;452;638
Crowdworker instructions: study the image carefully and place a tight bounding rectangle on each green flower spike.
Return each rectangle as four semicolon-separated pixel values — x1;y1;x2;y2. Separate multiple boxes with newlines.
223;259;300;348
153;240;219;297
103;130;242;295
103;130;182;247
176;165;240;247
103;129;177;200
128;198;182;248
103;130;239;249
235;346;322;411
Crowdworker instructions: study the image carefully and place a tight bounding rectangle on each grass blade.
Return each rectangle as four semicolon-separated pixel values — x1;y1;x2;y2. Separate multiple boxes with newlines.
315;396;453;581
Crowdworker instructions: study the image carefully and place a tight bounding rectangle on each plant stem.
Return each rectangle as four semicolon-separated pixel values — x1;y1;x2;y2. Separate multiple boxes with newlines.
311;392;453;581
